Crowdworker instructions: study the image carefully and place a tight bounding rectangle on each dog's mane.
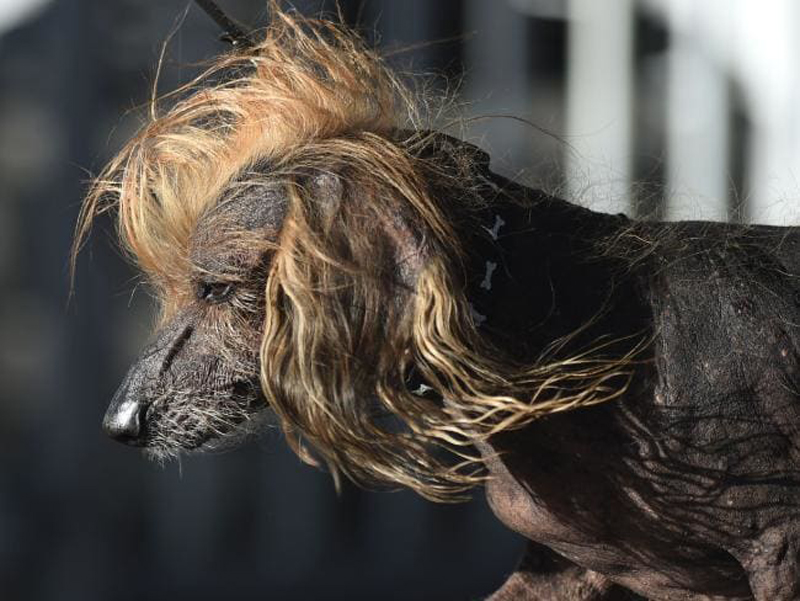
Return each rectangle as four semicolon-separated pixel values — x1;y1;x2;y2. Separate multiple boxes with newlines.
73;3;637;500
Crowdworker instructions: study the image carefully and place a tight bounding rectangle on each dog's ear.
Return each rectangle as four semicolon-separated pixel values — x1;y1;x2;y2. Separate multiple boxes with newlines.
305;167;429;289
260;162;428;471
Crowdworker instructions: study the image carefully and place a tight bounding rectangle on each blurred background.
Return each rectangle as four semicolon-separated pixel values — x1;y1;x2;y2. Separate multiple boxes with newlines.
0;0;798;599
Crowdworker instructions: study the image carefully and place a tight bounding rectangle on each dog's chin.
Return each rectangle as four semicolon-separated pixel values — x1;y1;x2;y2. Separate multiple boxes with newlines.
142;406;273;463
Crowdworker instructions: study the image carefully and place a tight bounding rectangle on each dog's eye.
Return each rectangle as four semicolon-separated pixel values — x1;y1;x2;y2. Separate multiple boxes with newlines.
197;281;234;304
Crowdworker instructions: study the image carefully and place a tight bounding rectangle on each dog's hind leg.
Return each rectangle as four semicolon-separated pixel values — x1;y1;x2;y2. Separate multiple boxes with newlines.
487;543;641;601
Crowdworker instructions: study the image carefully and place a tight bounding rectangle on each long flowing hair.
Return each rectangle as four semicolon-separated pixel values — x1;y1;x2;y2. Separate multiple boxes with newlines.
73;3;638;500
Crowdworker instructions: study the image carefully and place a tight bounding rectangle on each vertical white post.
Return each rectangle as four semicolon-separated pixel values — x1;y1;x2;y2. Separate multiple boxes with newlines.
665;0;730;221
736;0;800;225
565;0;634;215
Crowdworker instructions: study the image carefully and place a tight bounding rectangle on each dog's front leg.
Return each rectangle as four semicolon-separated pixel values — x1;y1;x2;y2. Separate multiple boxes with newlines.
487;543;639;601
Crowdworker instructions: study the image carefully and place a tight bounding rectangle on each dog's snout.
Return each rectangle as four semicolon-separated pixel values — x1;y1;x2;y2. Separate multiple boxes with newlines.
103;382;149;446
102;315;194;446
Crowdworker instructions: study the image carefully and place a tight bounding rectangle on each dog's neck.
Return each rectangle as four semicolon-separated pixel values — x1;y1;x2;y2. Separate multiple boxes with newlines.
465;172;645;361
408;168;650;399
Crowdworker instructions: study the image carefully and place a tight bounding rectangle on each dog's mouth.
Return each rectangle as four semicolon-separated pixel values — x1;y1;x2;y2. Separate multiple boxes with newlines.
136;386;271;461
193;406;273;453
142;405;272;462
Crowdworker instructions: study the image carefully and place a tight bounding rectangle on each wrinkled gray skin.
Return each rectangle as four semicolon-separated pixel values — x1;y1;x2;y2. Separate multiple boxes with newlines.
104;158;800;600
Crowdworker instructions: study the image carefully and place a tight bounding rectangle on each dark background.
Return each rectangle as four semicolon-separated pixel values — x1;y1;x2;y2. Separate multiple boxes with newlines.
0;0;769;599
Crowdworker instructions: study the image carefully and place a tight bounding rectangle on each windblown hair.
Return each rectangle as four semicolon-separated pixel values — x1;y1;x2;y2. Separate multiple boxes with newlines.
73;3;636;500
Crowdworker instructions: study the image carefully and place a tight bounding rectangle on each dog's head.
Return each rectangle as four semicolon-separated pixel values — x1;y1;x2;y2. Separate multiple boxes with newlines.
95;150;442;465
73;6;491;500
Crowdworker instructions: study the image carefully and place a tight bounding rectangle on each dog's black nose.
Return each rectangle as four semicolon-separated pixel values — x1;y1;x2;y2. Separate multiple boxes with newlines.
103;382;149;446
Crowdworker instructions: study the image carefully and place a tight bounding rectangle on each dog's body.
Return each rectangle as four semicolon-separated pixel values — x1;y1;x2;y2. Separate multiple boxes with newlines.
75;7;800;599
479;176;800;599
